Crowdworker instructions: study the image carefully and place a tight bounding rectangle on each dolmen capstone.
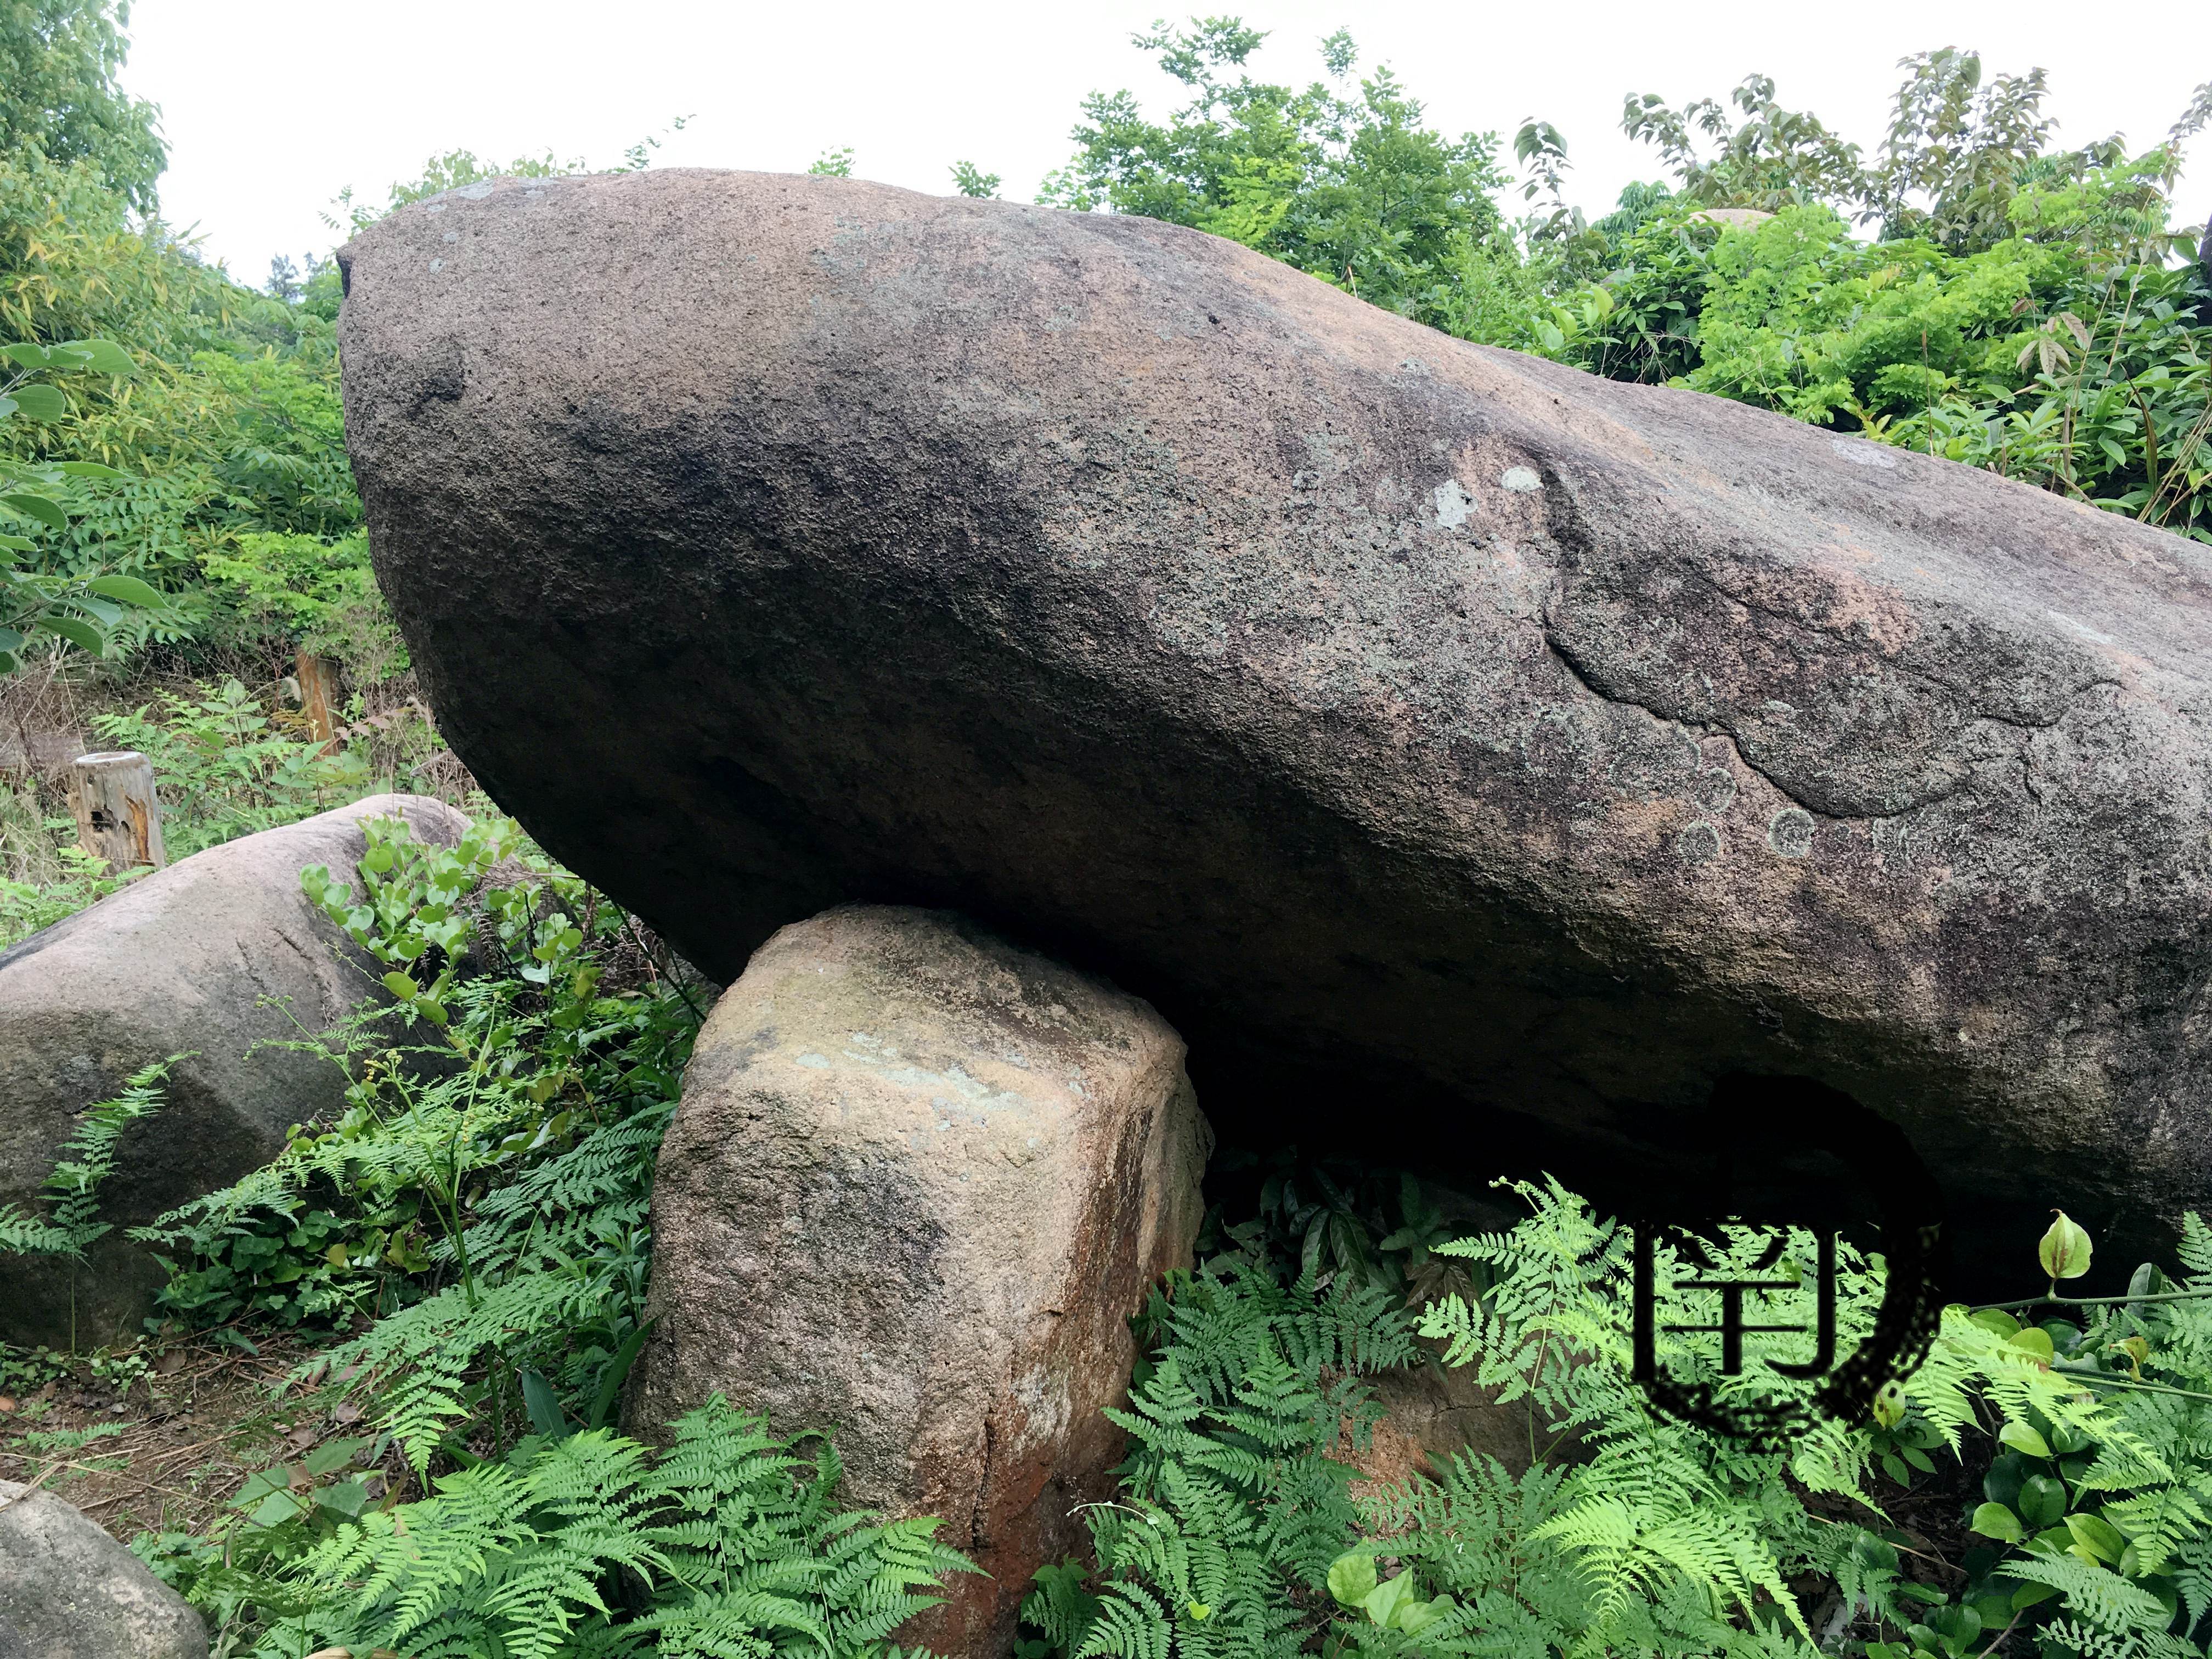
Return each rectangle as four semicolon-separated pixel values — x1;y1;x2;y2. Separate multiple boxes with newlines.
629;904;1210;1652
0;794;466;1346
337;170;2212;1281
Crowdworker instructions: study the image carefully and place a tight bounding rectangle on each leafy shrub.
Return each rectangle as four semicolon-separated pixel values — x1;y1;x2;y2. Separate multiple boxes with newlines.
138;815;689;1463
1022;1255;1415;1657
0;839;136;946
87;676;369;857
1027;1176;2212;1659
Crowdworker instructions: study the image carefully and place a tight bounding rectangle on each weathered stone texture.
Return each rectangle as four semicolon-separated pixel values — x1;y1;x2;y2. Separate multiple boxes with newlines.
339;170;2212;1275
0;1480;206;1659
630;905;1210;1654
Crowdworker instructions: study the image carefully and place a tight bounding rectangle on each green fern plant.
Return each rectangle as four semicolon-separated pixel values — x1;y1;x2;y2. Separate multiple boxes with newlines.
1020;1254;1416;1658
0;1056;178;1349
133;816;694;1467
258;1396;973;1659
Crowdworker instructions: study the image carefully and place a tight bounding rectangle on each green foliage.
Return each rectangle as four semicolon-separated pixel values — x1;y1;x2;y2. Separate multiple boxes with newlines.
0;1057;175;1351
0;1056;172;1261
0;0;165;210
138;815;688;1467
1621;72;1869;217
256;1398;970;1659
1043;22;1506;328
810;147;856;178
0;839;136;947
1034;1172;2212;1659
87;677;371;857
1516;149;2212;540
1019;1254;1415;1658
125;815;980;1658
198;529;407;679
0;333;171;668
951;160;1001;199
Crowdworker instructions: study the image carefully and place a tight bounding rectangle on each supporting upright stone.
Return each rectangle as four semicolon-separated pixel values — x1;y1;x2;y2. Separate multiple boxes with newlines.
69;750;164;872
631;905;1211;1657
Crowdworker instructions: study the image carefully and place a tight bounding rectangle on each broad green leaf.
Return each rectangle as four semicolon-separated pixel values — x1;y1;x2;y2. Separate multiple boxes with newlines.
2065;1513;2125;1562
2039;1212;2092;1280
55;460;126;479
0;395;14;420
84;574;165;608
249;1488;304;1527
519;1368;569;1438
72;596;122;627
1327;1550;1377;1609
0;628;19;653
1363;1571;1419;1628
1999;1420;2051;1459
301;1438;364;1476
38;615;104;653
1399;1595;1455;1636
5;385;66;420
2006;1328;2054;1364
1;492;67;530
61;338;137;375
0;343;53;369
0;534;31;551
381;971;419;1000
1970;1503;2024;1543
2018;1473;2066;1529
314;1479;369;1518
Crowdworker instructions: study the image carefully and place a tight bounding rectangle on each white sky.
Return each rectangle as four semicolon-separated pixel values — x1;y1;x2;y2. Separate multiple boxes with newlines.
122;0;2212;287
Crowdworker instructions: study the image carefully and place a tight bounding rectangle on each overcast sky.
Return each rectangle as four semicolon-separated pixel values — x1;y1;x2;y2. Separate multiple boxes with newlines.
121;0;2211;287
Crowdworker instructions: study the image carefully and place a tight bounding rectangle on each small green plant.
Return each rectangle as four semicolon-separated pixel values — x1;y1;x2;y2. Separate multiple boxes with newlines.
1019;1252;1417;1658
0;1058;177;1350
88;679;370;859
0;842;142;948
139;816;689;1472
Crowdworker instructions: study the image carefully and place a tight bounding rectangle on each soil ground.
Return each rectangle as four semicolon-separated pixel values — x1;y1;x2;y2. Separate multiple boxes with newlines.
0;1329;328;1542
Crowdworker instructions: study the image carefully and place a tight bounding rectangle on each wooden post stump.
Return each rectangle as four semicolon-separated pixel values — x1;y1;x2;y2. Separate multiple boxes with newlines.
295;652;340;751
70;750;166;872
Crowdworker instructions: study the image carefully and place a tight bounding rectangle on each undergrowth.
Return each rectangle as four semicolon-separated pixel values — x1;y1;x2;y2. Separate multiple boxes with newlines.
18;814;2212;1659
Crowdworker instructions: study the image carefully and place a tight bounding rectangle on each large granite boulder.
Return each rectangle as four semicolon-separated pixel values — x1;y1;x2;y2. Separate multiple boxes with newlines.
338;170;2212;1280
0;1480;206;1658
0;794;467;1346
629;904;1211;1655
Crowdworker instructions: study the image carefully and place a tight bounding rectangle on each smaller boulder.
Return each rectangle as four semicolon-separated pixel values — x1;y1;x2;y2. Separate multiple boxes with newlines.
0;793;469;1347
631;905;1212;1657
0;1481;206;1659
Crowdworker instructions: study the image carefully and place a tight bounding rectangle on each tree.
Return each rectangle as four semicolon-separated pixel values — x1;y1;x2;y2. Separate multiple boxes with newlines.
1041;20;1505;327
0;0;165;212
1620;73;1867;215
1866;49;2061;251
